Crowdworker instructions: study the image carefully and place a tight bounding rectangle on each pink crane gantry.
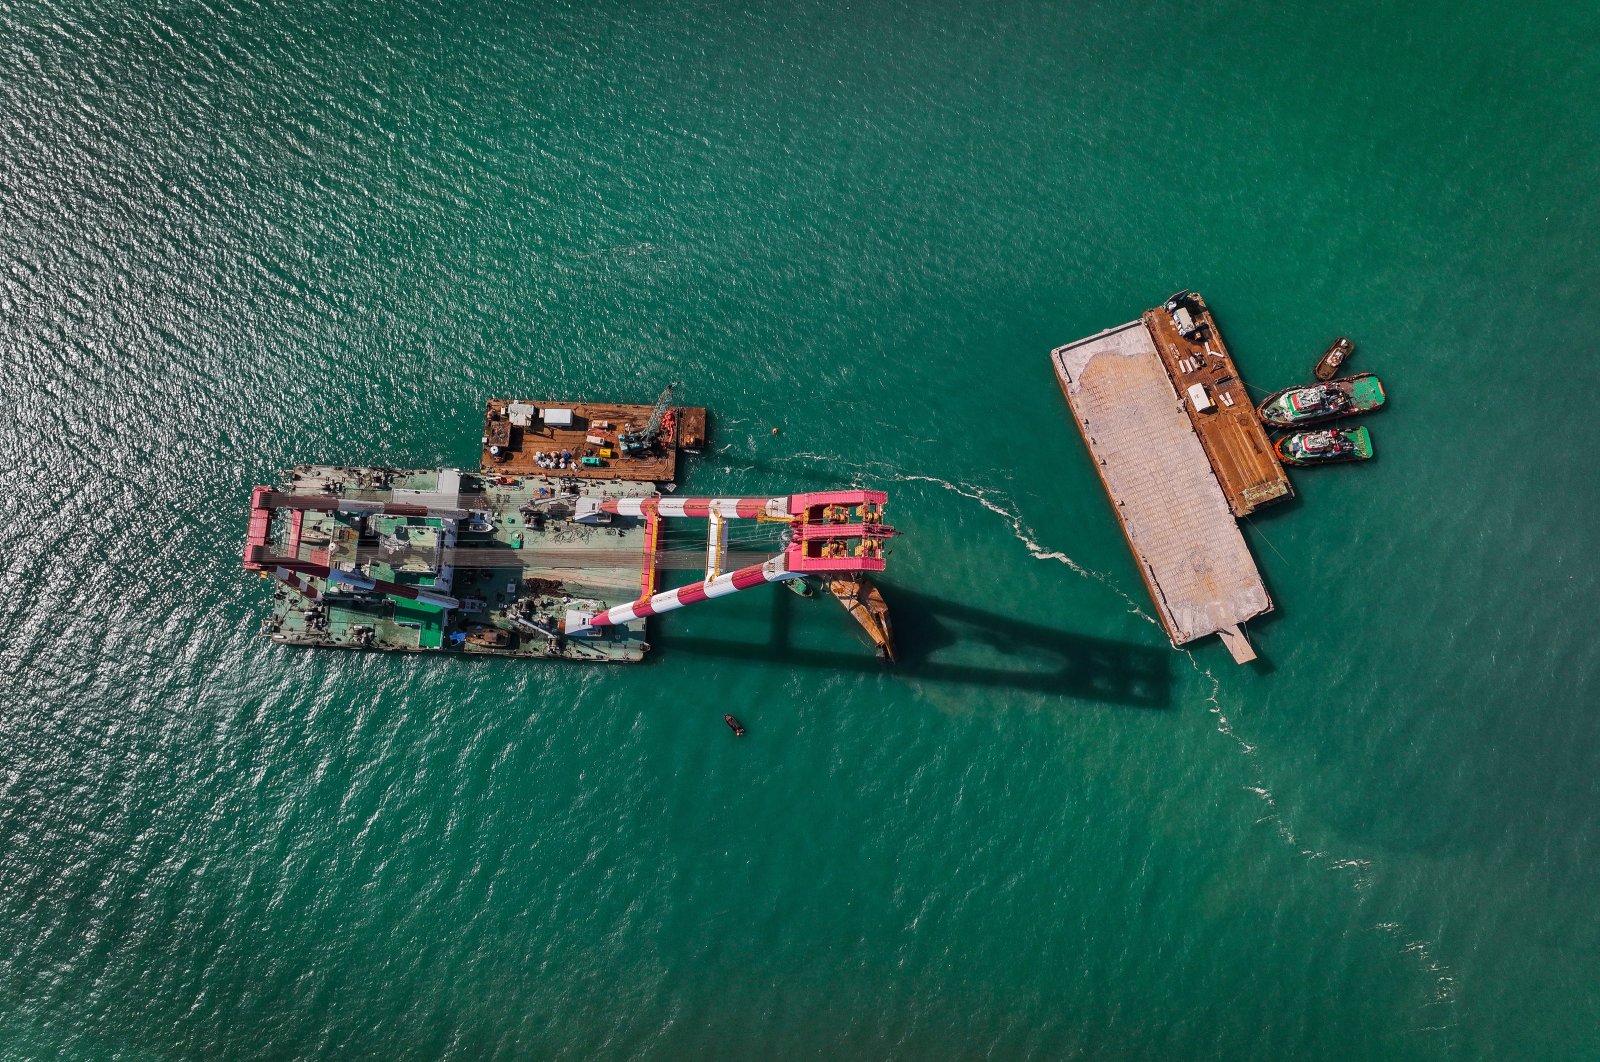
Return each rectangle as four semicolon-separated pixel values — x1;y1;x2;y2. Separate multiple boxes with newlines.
564;489;895;634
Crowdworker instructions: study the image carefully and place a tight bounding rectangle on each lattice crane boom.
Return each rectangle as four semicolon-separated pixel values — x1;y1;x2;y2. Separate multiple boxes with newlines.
618;381;679;456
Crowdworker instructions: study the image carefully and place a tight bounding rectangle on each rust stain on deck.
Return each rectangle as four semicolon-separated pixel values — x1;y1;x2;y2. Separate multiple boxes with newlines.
1051;297;1287;663
480;399;708;482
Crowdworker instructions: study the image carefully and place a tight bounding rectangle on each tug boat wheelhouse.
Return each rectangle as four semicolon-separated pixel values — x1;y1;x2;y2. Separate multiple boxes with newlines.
1258;373;1386;427
1274;424;1374;466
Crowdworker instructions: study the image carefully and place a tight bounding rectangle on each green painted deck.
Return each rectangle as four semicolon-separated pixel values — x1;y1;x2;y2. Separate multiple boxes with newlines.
259;465;656;662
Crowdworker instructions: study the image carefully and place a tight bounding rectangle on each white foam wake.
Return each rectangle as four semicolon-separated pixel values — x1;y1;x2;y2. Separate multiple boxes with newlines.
1186;651;1459;1024
773;452;1159;626
766;449;1458;1026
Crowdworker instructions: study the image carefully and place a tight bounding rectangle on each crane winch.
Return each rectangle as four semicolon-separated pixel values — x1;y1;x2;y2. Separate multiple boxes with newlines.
617;382;679;457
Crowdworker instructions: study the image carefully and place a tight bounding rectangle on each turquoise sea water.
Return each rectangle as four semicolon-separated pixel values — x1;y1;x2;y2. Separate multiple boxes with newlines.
4;0;1600;1057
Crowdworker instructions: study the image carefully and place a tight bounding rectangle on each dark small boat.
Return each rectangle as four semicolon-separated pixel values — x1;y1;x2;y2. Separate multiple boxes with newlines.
724;714;746;737
784;576;814;598
1313;337;1354;381
1275;424;1373;466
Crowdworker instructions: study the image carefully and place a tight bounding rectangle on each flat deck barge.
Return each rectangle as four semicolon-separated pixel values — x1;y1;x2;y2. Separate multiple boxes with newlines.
1051;294;1290;663
480;399;707;482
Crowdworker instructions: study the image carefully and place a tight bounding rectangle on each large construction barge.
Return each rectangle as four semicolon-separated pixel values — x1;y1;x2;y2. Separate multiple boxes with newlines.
244;394;897;663
246;466;659;661
1051;292;1291;663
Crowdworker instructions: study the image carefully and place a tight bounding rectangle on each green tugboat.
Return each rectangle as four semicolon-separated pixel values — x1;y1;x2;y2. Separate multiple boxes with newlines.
1258;372;1386;427
1275;425;1374;466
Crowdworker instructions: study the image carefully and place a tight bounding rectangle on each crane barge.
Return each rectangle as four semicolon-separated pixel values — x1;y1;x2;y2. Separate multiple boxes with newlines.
244;395;897;663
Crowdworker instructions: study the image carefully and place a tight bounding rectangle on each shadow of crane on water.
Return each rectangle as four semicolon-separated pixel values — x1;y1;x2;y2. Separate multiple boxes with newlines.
662;582;1173;709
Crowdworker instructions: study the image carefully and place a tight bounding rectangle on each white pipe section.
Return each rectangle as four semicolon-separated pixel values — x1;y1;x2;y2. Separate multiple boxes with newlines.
570;557;799;632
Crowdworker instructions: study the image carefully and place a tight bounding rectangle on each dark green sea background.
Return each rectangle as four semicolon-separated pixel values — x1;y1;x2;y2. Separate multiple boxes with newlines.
4;0;1599;1057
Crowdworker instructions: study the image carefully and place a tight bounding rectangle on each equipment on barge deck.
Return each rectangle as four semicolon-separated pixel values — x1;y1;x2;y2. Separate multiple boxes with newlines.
1163;290;1208;343
617;382;678;457
1257;372;1387;427
466;626;512;648
1313;337;1354;381
1274;424;1374;466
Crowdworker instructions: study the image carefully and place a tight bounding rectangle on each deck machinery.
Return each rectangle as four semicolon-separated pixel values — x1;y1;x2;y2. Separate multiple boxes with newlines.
244;466;896;662
616;382;678;457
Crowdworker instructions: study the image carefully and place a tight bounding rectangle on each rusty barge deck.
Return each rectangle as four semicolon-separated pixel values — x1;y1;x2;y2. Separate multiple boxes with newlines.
480;399;707;482
1143;294;1290;516
1051;295;1291;663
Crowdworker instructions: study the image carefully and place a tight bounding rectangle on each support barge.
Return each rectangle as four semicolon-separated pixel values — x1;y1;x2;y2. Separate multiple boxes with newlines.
1051;293;1291;663
481;395;706;481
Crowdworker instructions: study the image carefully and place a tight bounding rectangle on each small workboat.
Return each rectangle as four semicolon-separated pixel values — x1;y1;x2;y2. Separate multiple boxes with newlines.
1313;337;1353;381
1258;373;1386;427
724;714;746;737
1274;424;1373;466
784;576;814;598
465;626;512;648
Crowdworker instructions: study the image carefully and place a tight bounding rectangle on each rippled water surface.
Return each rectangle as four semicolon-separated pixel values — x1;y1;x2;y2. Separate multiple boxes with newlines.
4;0;1600;1057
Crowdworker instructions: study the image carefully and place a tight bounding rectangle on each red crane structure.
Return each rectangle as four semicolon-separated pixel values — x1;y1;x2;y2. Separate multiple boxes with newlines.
565;489;895;634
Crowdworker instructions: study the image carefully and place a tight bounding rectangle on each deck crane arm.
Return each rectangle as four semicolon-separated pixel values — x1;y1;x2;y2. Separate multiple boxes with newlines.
641;381;677;441
618;381;679;456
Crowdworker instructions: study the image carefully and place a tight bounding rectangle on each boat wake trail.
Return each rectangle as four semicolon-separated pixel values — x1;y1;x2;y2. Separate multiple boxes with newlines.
773;453;1159;627
765;451;1455;1028
1187;652;1459;1027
